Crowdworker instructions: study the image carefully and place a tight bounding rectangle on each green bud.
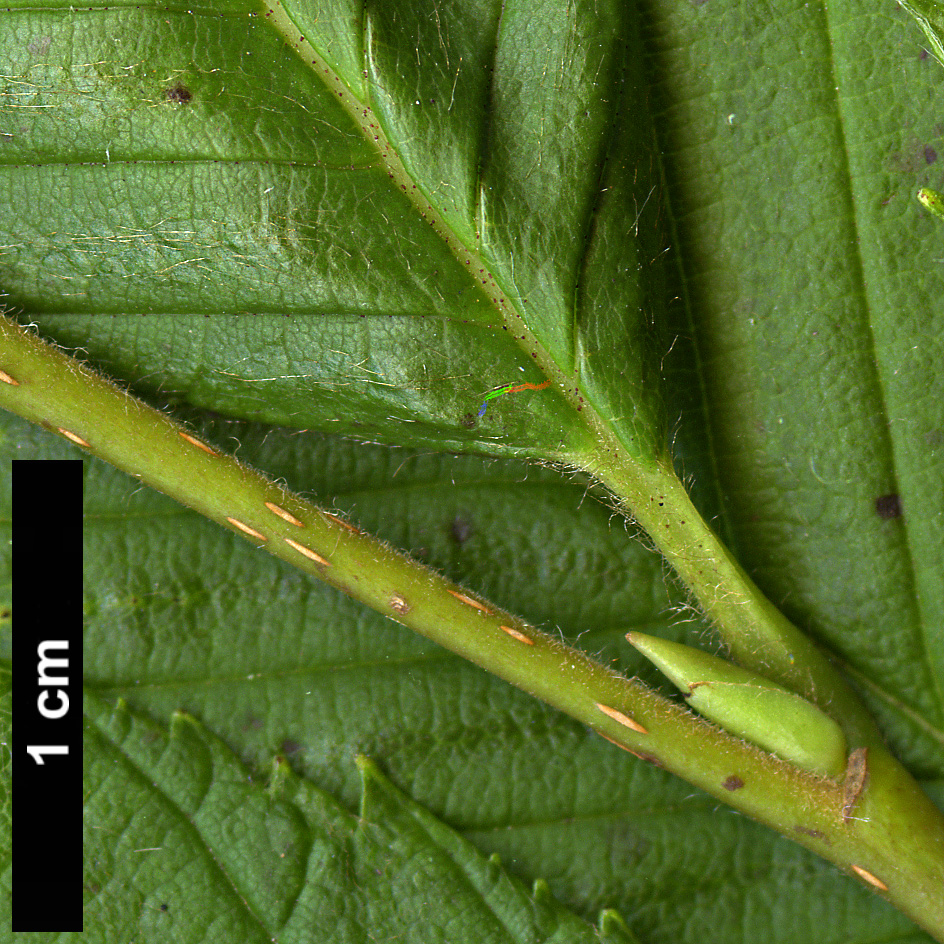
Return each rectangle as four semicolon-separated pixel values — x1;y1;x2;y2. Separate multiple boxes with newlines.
918;187;944;221
626;632;847;777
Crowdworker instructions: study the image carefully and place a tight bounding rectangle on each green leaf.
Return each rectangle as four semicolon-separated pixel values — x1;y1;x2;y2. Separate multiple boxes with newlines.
78;691;636;944
2;0;944;941
0;0;666;462
899;0;944;67
3;407;941;942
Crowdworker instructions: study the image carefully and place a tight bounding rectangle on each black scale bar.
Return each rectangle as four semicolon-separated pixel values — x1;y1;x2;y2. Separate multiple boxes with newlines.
12;460;84;931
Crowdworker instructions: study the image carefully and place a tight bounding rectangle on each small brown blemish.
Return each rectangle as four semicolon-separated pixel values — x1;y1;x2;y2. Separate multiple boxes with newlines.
874;493;902;519
447;588;491;614
630;750;663;767
265;501;304;527
500;625;535;645
178;431;218;456
595;702;649;734
390;595;411;615
794;826;828;841
58;427;91;448
842;747;868;822
284;537;329;566
599;735;662;767
322;511;360;533
0;368;20;386
722;775;744;791
600;733;630;752
165;84;192;104
226;517;267;541
851;864;888;891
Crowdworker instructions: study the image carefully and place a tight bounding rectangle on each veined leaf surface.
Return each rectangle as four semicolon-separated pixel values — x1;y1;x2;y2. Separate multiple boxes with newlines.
1;0;943;941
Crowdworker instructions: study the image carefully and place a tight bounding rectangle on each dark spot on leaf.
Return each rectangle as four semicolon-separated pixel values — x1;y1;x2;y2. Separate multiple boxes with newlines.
0;608;10;620
722;775;744;791
280;739;303;756
874;493;902;519
159;904;169;913
449;515;474;545
459;412;476;429
888;140;939;174
921;48;930;61
925;144;938;164
165;84;192;104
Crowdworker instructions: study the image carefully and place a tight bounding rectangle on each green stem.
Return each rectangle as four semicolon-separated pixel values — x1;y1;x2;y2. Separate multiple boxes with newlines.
0;314;821;805
2;314;944;939
264;0;879;755
579;443;884;749
577;441;944;933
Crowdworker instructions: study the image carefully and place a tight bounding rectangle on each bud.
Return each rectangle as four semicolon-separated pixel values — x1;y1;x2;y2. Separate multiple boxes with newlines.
627;632;847;777
918;187;944;221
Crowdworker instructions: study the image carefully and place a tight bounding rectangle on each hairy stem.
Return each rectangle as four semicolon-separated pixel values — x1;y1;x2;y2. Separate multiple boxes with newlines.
264;0;875;751
2;314;944;938
578;443;884;749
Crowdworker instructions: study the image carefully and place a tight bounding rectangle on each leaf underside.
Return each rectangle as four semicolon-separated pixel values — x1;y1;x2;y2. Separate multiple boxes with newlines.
77;692;637;944
1;0;943;942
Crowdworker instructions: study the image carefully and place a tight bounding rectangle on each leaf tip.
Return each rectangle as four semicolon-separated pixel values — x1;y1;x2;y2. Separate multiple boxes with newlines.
598;908;643;943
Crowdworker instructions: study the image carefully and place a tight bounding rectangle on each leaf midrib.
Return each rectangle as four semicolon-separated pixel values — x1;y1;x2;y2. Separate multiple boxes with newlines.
263;0;614;460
